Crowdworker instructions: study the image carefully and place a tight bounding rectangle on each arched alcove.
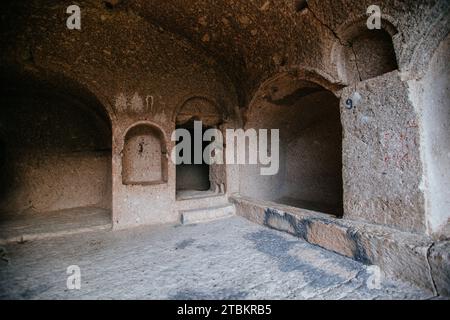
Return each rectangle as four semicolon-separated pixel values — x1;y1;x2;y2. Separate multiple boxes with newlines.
422;33;450;236
336;21;398;83
175;97;226;199
122;124;168;185
241;74;343;216
0;72;113;239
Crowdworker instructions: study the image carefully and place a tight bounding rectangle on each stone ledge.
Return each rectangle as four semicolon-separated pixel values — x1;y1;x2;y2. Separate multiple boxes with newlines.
180;204;235;225
0;224;111;245
230;196;450;297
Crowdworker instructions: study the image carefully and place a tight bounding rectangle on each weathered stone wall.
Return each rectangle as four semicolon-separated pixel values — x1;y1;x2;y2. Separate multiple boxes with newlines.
0;90;112;214
0;152;112;214
341;71;425;233
413;33;450;236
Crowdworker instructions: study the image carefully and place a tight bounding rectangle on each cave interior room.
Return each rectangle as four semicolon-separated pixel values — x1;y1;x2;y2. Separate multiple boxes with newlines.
0;0;449;300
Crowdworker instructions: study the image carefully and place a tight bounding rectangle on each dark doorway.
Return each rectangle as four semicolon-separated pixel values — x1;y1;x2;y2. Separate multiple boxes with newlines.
176;120;211;194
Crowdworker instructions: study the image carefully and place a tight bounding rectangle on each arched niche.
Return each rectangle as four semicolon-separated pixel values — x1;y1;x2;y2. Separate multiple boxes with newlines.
0;70;113;239
122;124;168;186
241;73;343;217
175;96;224;127
335;20;399;83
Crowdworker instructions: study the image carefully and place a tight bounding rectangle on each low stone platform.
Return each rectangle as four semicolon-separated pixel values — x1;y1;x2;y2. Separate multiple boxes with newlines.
231;196;450;297
0;207;111;245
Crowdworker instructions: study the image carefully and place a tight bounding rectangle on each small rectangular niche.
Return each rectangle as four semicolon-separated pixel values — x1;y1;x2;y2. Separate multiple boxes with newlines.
122;124;168;185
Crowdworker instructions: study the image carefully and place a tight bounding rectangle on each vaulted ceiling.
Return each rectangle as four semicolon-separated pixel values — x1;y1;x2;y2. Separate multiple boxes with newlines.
1;0;446;109
125;0;337;105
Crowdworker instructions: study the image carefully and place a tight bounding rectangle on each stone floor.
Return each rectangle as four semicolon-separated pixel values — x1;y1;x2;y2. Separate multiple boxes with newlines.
0;216;433;300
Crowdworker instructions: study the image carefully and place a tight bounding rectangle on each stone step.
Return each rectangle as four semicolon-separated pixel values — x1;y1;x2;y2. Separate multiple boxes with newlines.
180;204;236;225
